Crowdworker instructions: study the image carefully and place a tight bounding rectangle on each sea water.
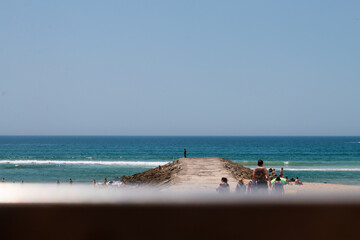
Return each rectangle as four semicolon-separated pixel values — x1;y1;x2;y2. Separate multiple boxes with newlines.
0;136;359;185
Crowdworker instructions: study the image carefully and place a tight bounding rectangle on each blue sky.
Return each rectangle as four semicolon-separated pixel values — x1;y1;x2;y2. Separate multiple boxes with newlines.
0;0;359;135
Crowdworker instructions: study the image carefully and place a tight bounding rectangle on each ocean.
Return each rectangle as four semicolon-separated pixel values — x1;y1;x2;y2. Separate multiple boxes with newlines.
0;136;359;185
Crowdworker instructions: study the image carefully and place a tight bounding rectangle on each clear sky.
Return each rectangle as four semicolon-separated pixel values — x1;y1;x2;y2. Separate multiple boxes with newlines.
0;0;359;136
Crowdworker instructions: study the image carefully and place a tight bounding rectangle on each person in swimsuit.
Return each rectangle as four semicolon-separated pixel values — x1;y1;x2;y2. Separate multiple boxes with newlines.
279;168;284;177
272;176;284;195
252;160;271;194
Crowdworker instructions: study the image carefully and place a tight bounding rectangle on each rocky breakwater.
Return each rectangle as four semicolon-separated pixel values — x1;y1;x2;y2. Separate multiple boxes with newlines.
121;159;182;185
121;157;252;187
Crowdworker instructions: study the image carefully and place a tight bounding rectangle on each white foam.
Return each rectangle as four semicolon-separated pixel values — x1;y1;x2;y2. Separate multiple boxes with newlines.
0;160;169;167
285;168;360;172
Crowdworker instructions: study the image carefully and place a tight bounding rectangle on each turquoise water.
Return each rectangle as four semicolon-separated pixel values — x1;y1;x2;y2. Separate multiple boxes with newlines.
0;136;359;185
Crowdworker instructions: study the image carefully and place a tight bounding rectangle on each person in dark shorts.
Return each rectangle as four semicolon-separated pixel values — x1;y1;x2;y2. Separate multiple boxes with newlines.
184;149;187;158
252;160;271;194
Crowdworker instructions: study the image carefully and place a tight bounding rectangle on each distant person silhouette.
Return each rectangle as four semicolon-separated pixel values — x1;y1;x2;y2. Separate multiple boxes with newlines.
184;149;187;158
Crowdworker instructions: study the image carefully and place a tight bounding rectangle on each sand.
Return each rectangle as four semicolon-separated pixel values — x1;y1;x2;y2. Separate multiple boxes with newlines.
170;157;241;190
1;157;360;203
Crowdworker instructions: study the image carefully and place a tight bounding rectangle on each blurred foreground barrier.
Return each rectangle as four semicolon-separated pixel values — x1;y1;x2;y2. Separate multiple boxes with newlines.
0;203;357;240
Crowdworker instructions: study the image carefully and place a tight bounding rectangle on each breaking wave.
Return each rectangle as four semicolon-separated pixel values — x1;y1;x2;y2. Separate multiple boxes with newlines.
284;168;360;172
0;160;169;167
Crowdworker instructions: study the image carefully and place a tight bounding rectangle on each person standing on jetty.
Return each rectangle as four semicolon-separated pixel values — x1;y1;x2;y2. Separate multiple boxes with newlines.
184;149;187;158
252;160;271;193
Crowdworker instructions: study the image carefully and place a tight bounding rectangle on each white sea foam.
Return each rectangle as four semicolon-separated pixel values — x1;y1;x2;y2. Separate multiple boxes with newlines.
0;160;169;167
284;161;289;165
285;168;360;172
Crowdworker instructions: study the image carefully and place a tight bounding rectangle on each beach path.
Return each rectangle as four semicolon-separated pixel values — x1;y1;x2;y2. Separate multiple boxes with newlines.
169;157;239;191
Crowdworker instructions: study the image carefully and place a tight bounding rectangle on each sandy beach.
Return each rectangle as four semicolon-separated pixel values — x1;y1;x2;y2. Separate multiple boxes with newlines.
2;157;359;204
2;158;360;240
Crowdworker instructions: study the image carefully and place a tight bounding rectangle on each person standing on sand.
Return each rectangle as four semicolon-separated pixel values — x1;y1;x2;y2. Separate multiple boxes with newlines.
252;160;271;193
184;149;187;158
2;178;5;183
69;178;73;184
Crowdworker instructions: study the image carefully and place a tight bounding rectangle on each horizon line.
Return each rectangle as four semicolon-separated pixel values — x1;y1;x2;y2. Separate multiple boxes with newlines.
0;135;359;137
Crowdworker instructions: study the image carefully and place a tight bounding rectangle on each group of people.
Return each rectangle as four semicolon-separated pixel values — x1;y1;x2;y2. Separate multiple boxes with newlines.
1;178;24;184
1;178;110;185
216;176;285;195
54;178;109;185
216;160;303;195
268;167;302;185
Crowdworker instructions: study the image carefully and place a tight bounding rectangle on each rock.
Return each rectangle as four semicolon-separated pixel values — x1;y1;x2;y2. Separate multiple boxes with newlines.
220;158;253;180
120;158;252;186
121;159;181;185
